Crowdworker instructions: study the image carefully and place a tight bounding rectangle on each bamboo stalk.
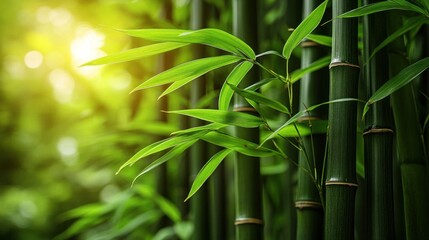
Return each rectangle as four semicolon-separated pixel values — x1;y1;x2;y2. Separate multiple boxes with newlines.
295;1;329;239
283;1;302;239
233;0;263;239
189;0;210;239
324;0;359;239
362;0;395;239
387;11;429;240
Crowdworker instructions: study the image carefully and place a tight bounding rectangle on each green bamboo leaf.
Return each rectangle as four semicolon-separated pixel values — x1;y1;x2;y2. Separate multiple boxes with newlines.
202;131;280;157
306;34;332;47
133;55;241;92
218;61;254;110
167;109;264;128
117;131;208;173
158;79;189;99
364;57;429;116
290;55;330;83
136;187;181;223
338;1;427;18
227;83;290;114
132;140;196;185
185;149;233;201
120;28;255;59
245;78;276;91
261;98;361;146
82;42;188;66
276;120;328;137
171;123;226;135
282;0;328;59
368;16;427;62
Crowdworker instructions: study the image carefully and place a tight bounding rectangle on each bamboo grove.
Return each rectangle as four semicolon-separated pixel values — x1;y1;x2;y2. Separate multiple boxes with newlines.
80;0;429;239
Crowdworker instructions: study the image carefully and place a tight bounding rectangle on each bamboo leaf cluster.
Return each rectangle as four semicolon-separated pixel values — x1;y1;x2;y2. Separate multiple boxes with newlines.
80;0;429;238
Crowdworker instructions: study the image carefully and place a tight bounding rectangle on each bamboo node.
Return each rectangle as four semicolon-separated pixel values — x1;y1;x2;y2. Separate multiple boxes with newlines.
297;115;321;123
295;201;323;210
325;181;358;188
329;60;360;69
300;40;320;48
234;217;264;225
363;128;394;135
233;107;258;113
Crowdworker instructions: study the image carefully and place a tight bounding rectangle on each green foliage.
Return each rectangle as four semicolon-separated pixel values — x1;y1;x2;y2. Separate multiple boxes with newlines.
185;148;233;201
120;28;255;58
364;57;429;116
282;0;328;60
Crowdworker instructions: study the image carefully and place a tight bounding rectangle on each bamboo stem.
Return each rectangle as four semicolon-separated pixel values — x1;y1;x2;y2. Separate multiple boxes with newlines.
233;0;263;239
324;0;359;239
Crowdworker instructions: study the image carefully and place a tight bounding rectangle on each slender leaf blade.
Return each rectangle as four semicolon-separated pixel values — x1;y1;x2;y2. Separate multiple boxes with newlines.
133;55;241;91
261;98;361;145
364;57;429;115
218;61;254;110
82;42;188;66
290;55;330;83
338;1;427;18
201;131;280;157
120;28;255;59
227;83;290;114
133;140;196;183
185;149;233;201
118;131;208;173
306;34;332;47
368;16;427;62
283;0;328;59
167;109;265;128
171;123;226;135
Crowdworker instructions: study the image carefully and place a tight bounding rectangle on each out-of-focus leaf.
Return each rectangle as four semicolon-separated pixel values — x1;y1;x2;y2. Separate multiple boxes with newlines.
283;0;328;59
121;28;255;58
261;162;287;175
90;211;162;240
201;131;281;157
364;57;429;116
218;61;254;110
82;42;188;66
368;16;427;62
132;55;241;92
167;109;265;128
290;55;330;83
338;1;427;18
136;187;181;223
185;149;233;201
227;83;290;114
306;34;332;47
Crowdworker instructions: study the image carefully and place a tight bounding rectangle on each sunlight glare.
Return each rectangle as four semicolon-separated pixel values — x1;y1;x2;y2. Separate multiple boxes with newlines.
24;50;43;69
70;25;105;76
57;137;78;166
49;69;74;103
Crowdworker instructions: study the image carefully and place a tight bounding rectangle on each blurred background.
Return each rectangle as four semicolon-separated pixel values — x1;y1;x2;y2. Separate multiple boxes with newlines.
0;0;196;239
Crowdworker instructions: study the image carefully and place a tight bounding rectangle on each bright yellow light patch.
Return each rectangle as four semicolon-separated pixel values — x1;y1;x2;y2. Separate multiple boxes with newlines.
24;50;44;69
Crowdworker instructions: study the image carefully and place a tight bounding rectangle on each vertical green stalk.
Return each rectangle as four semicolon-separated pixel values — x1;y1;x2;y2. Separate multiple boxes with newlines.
295;1;328;239
233;0;263;239
324;0;359;239
190;0;210;239
362;0;394;239
388;11;429;240
283;1;302;239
